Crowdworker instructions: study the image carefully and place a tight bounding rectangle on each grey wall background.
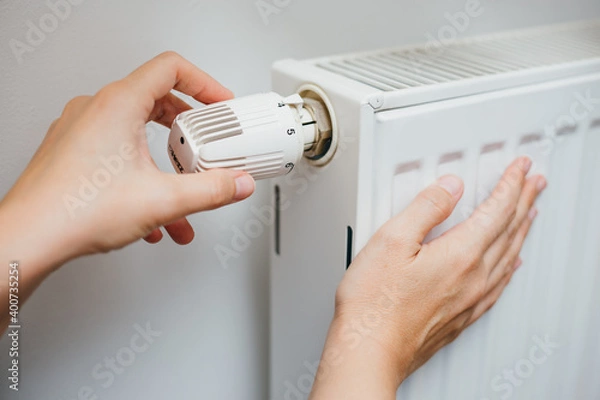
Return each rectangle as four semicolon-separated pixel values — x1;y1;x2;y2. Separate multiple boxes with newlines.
0;1;599;399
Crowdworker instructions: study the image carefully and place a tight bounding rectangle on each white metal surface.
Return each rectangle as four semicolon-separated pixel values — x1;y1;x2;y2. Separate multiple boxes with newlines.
270;20;600;400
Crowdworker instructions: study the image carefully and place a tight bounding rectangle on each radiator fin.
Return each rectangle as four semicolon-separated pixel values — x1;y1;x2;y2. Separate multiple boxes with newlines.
317;21;600;91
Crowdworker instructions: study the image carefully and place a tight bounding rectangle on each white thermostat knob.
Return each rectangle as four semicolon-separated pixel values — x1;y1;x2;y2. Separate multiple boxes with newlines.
168;92;326;180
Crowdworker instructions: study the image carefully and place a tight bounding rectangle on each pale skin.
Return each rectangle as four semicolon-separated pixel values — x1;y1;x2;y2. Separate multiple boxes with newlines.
0;52;546;398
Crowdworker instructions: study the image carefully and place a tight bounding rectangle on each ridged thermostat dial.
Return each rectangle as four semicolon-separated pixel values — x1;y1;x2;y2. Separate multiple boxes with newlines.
167;92;333;180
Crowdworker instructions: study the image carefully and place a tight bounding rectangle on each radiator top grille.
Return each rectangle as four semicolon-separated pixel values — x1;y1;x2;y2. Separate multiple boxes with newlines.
316;21;600;92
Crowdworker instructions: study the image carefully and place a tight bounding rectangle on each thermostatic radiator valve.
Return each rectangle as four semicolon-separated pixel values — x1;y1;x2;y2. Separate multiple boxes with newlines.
167;90;336;180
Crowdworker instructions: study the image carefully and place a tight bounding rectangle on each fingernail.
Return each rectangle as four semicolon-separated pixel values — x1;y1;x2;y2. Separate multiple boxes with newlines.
520;157;532;174
536;177;547;193
528;207;538;221
437;175;463;199
234;174;255;201
514;258;523;270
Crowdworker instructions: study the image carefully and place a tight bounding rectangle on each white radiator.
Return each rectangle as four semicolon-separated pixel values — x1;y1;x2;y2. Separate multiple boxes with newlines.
269;20;600;400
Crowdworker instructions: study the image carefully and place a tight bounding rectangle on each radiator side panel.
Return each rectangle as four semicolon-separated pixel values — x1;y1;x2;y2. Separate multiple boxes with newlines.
270;65;375;399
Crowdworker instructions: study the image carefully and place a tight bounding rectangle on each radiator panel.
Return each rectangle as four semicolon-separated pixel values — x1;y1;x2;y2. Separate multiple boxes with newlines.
372;73;600;400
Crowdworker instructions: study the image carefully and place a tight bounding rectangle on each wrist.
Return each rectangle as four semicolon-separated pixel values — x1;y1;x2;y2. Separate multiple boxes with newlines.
0;196;70;333
309;313;410;399
0;197;69;278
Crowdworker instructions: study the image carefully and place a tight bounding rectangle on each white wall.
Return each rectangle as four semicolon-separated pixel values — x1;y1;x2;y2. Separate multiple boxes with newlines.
0;1;598;399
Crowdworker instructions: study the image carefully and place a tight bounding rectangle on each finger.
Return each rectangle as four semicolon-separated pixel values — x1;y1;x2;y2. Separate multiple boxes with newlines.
486;207;537;289
164;218;195;245
481;175;545;273
144;228;164;244
443;157;532;258
124;51;234;114
148;92;193;128
505;175;546;238
158;169;255;223
514;257;523;270
467;266;517;327
378;175;463;255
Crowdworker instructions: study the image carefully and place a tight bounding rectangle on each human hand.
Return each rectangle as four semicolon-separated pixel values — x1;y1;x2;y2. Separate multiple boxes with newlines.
310;157;546;399
0;52;255;283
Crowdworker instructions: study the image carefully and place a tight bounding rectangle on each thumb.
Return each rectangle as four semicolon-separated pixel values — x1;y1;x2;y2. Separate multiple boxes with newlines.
384;175;464;246
163;169;255;220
